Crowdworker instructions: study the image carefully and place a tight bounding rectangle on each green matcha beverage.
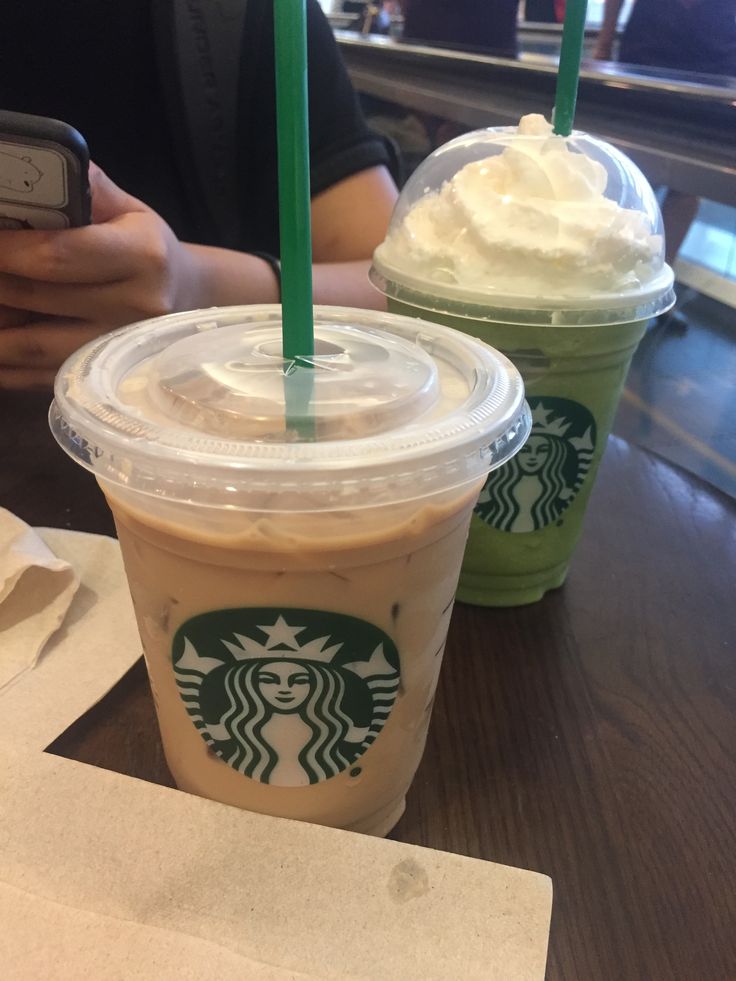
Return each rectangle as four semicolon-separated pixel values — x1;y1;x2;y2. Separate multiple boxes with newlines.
371;114;675;607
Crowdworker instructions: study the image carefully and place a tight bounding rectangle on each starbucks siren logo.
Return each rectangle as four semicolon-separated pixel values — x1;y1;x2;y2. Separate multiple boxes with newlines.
475;396;597;532
173;608;400;786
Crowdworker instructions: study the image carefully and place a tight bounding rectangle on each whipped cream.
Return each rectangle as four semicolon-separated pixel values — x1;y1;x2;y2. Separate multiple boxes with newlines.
375;114;663;299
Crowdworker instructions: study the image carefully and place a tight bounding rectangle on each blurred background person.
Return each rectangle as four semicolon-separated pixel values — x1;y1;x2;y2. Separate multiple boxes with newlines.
397;0;520;153
524;0;566;22
595;0;736;76
595;0;736;325
362;0;395;34
402;0;520;57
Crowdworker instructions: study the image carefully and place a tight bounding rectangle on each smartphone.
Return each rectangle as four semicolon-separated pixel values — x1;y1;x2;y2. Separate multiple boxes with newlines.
0;109;91;230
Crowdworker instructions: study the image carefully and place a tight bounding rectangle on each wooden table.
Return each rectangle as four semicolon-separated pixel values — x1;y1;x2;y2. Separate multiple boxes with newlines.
2;388;735;980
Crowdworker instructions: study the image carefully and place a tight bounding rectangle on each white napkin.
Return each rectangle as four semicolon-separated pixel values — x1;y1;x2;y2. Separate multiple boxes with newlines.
0;508;79;692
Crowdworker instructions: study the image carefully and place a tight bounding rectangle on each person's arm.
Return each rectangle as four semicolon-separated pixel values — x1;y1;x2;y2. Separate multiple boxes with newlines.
593;0;627;60
0;0;399;387
187;164;398;310
0;162;396;387
187;0;401;312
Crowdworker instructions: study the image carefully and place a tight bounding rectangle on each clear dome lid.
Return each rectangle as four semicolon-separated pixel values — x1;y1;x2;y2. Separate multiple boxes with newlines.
371;115;675;326
50;305;531;511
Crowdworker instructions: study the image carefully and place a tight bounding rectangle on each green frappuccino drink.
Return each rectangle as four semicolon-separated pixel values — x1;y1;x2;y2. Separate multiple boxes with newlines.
371;114;675;607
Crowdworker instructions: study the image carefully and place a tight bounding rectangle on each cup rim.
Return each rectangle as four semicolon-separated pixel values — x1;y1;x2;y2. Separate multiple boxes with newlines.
49;304;532;510
370;259;676;327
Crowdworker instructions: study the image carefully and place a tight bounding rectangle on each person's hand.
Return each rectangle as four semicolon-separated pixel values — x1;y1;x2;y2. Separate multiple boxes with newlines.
0;306;31;329
0;163;202;389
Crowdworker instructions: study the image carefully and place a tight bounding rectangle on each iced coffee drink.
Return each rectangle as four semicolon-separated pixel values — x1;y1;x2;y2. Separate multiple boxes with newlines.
51;305;529;835
372;115;675;606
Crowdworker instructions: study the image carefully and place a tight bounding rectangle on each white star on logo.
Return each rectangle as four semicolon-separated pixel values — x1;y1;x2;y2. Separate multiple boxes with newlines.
257;615;306;650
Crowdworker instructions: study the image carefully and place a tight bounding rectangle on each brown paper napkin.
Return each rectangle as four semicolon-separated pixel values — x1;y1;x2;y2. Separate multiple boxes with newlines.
0;508;79;692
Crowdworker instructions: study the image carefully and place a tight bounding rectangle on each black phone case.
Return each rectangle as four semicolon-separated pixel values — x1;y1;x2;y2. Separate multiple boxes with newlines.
0;109;91;229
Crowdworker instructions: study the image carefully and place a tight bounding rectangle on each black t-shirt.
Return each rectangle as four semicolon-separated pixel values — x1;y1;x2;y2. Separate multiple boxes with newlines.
0;0;388;253
621;0;736;77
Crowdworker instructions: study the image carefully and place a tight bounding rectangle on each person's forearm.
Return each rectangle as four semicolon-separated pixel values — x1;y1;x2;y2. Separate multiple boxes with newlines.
597;0;625;48
184;245;385;311
312;261;386;310
183;245;281;307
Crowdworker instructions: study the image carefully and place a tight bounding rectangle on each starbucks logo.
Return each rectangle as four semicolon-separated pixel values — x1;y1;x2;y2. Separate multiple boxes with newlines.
173;609;400;786
476;396;596;533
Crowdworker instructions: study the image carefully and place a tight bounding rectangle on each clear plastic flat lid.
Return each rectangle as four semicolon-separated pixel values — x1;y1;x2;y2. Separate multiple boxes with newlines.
371;114;675;325
50;305;531;509
119;321;439;441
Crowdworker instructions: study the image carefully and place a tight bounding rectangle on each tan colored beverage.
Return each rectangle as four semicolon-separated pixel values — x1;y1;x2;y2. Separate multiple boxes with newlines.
105;483;477;835
51;305;529;836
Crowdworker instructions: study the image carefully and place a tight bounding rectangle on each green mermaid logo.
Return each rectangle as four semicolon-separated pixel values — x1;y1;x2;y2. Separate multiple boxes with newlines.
173;609;400;786
475;396;596;532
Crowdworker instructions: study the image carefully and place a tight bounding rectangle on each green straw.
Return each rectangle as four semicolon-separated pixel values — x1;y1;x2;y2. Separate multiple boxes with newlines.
552;0;589;137
274;0;314;362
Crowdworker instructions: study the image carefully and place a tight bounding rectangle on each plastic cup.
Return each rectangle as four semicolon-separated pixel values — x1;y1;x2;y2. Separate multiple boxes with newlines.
50;305;529;836
371;118;675;607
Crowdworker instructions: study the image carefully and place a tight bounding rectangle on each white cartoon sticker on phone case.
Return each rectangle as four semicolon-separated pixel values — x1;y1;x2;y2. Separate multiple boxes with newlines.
0;142;70;208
